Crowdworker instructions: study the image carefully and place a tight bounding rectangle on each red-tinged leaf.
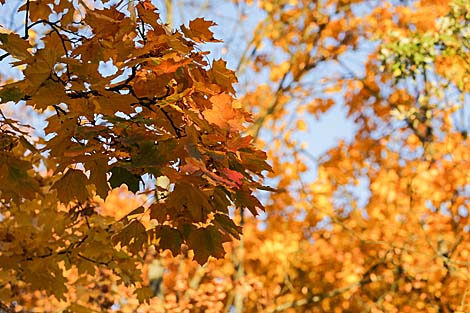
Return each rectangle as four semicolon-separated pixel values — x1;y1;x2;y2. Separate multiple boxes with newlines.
181;18;222;43
0;0;274;300
221;168;244;186
52;169;90;203
187;226;225;264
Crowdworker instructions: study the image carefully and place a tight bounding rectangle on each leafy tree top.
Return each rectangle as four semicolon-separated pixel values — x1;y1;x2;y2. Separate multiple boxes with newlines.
0;0;270;304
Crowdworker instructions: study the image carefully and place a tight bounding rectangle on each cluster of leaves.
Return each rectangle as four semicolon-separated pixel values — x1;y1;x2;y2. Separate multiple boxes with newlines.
1;0;470;312
113;0;468;312
0;0;270;309
380;0;470;83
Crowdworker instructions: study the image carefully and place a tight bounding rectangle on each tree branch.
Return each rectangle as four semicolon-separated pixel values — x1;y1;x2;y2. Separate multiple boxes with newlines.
23;0;30;39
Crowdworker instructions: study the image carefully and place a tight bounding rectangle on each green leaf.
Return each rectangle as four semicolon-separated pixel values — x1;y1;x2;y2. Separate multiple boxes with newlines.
109;167;141;193
0;85;24;102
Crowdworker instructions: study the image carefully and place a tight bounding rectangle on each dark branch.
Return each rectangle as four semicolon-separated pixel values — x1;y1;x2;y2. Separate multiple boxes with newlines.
160;107;183;138
23;0;30;39
0;53;9;62
77;253;111;266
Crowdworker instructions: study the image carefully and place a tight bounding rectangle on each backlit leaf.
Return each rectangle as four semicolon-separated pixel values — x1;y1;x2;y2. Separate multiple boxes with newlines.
182;18;221;43
52;169;90;203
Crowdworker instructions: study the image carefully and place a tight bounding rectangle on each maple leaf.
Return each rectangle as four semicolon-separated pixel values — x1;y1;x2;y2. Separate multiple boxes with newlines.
136;0;160;30
209;59;238;94
52;169;90;203
112;220;147;254
221;168;244;186
84;7;126;39
134;287;154;304
109;167;142;193
86;159;110;199
187;226;225;264
226;134;254;153
235;188;264;216
181;18;222;43
23;35;65;93
0;154;40;199
167;183;213;222
0;0;276;308
0;32;32;60
18;1;53;22
205;93;246;132
239;150;272;174
152;225;183;256
213;213;242;239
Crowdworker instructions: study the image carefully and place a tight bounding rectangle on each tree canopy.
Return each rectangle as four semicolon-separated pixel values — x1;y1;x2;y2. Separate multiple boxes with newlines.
0;0;469;312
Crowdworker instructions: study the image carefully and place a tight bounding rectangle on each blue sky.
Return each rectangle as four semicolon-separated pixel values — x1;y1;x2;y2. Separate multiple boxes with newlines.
0;0;358;157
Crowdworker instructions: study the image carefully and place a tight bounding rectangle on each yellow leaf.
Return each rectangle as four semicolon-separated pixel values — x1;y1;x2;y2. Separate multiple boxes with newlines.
296;119;307;131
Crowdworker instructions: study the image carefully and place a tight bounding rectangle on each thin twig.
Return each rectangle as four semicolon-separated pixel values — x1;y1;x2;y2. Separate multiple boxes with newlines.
0;53;9;62
23;0;30;39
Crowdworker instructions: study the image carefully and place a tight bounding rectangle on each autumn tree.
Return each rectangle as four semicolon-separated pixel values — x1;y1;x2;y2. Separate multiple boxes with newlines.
106;0;469;312
228;0;470;312
0;0;270;311
1;0;470;312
